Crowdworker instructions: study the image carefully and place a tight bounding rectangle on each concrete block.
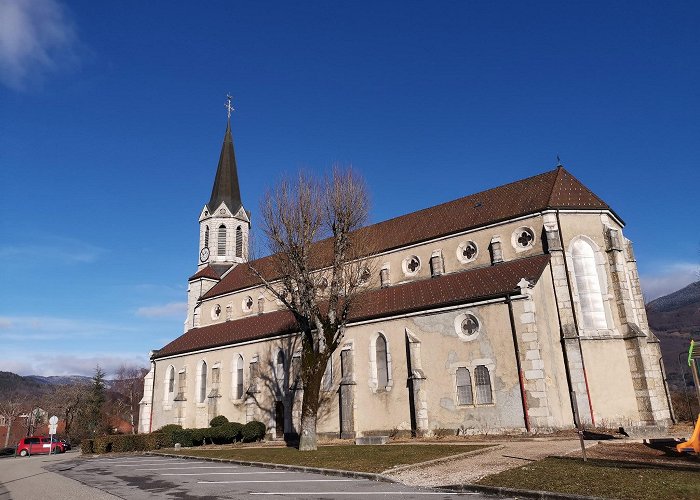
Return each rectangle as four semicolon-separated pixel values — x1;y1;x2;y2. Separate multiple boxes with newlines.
524;369;544;380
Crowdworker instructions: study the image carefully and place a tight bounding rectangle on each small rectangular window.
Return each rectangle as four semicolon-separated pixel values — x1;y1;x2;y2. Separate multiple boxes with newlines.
212;367;220;384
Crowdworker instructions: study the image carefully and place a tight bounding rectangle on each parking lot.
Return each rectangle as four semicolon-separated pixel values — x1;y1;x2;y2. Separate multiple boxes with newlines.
44;454;505;499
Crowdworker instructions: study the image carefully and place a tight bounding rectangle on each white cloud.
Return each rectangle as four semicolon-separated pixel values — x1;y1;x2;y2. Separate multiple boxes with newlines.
639;262;699;302
0;0;79;89
0;236;105;265
0;315;136;341
136;302;187;319
2;351;150;377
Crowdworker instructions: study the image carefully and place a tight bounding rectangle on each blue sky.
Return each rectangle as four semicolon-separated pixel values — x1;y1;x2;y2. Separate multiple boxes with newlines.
1;1;698;376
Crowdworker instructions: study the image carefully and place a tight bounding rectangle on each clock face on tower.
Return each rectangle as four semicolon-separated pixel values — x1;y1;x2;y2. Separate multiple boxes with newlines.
199;247;210;263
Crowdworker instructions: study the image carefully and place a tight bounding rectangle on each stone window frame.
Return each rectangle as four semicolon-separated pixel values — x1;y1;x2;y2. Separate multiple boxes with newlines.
322;356;333;392
175;368;187;401
163;364;175;409
275;349;286;386
340;342;355;383
402;255;421;277
448;358;496;408
511;226;536;252
225;303;233;321
453;311;482;342
211;303;222;320
368;332;393;393
379;263;391;288
457;240;479;264
567;235;615;337
429;249;444;277
231;353;245;402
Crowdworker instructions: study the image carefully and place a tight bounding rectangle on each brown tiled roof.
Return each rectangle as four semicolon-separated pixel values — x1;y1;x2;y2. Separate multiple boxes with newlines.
202;167;610;300
154;254;550;359
189;264;232;281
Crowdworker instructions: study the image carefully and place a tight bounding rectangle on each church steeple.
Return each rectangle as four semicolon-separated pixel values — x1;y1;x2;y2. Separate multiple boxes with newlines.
207;119;243;214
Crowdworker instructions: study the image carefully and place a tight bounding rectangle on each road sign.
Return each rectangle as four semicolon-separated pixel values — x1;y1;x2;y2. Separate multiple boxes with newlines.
49;415;58;425
49;424;57;434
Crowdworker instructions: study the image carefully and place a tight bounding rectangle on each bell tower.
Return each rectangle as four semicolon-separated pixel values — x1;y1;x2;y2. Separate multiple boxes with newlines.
185;97;250;332
197;96;250;271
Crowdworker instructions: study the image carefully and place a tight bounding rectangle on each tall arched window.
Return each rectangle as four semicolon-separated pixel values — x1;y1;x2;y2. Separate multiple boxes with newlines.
235;355;244;399
235;226;243;257
572;239;607;329
376;334;389;389
197;360;208;403
276;351;285;382
204;226;210;248
475;365;492;404
456;367;473;405
218;225;227;256
164;365;175;404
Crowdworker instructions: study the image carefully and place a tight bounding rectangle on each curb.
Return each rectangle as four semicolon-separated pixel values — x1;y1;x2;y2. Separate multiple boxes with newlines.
147;451;398;483
438;483;608;500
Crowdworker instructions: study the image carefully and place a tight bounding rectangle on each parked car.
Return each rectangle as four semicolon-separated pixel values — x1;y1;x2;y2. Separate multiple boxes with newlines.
16;436;65;456
58;438;72;451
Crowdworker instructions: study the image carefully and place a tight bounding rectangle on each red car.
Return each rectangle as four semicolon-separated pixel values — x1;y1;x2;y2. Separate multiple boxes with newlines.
16;436;65;456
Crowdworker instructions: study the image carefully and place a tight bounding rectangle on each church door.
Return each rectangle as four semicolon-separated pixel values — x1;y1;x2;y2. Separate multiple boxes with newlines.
275;401;285;437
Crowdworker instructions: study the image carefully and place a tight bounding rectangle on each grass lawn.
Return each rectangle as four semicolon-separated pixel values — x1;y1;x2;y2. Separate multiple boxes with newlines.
167;444;487;473
478;457;700;500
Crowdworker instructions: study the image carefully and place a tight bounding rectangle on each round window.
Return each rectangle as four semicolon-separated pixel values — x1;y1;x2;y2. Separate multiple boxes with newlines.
454;313;480;340
403;256;421;275
242;296;253;312
512;227;535;250
457;241;478;263
211;304;222;320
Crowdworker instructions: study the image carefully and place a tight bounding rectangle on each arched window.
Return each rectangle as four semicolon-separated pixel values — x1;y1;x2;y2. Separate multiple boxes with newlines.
164;365;175;403
218;225;227;256
572;239;607;330
235;226;243;257
376;334;389;389
235;355;244;399
197;360;208;403
276;351;285;382
475;365;492;404
204;226;210;248
456;367;473;405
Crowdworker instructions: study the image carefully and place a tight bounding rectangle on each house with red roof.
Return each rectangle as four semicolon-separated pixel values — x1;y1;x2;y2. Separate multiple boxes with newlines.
139;117;672;438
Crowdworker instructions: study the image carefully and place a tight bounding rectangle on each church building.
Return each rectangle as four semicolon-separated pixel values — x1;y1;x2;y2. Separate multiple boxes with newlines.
139;117;673;438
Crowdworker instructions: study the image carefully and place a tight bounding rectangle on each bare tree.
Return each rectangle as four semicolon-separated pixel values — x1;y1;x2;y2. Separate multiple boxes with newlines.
250;167;371;450
112;365;148;434
0;397;25;447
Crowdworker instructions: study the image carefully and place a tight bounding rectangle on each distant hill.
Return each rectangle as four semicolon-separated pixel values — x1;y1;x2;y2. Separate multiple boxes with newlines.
0;371;96;398
646;281;700;390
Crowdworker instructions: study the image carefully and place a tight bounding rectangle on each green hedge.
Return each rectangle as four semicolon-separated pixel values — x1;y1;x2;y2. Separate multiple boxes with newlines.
210;415;229;427
80;420;264;454
81;439;95;454
242;421;266;442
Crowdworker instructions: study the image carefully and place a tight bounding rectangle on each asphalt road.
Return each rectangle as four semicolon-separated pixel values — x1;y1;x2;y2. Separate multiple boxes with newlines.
11;453;510;499
0;451;118;500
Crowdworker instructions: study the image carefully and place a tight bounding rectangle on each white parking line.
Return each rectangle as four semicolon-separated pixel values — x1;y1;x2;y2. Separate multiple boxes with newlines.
113;461;207;467
164;471;287;476
199;479;358;484
141;466;240;471
249;493;465;496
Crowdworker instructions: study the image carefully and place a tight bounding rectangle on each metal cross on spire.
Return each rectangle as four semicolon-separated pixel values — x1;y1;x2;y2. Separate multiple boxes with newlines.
225;94;235;119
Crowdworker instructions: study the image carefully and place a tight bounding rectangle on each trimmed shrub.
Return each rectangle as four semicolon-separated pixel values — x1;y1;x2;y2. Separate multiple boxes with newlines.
170;428;194;447
93;436;113;454
210;415;229;427
190;427;213;446
242;420;266;442
210;422;243;444
81;439;95;454
110;434;147;452
144;432;171;450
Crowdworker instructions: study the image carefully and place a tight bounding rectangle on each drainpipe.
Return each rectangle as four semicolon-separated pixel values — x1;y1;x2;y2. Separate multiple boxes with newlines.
507;294;530;432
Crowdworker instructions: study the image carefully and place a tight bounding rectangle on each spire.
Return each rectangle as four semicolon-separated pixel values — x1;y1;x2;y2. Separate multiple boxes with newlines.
207;117;243;215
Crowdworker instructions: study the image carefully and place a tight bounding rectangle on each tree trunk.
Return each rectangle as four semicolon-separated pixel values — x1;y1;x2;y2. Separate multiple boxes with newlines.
298;413;318;451
4;421;11;447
